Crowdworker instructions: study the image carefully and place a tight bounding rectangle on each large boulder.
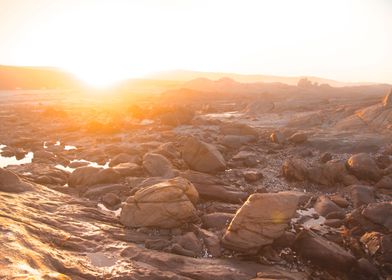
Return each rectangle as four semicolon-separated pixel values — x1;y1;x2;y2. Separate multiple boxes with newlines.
362;202;392;231
346;153;381;181
120;177;199;228
0;168;33;193
294;229;356;271
182;137;226;174
350;185;375;208
142;153;174;178
68;167;121;190
222;192;300;252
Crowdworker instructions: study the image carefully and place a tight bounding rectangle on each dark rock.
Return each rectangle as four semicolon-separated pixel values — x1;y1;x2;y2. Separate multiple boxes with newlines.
201;212;234;230
347;153;381;181
172;232;203;257
68;167;121;190
320;152;332;163
282;158;307;181
314;196;344;217
270;131;286;144
294;229;356;271
142;153;174;178
109;153;140;167
101;193;121;207
243;170;263;182
362;202;392;231
350;185;375;208
0;168;33;193
288;132;307;144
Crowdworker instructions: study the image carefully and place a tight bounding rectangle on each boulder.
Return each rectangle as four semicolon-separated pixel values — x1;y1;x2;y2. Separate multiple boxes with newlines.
288;132;307;144
360;231;392;263
222;192;300;252
314;196;344;217
0;168;33;193
270;131;286;144
109;153;140;167
180;170;248;203
172;232;203;257
182;137;226;173
347;153;381;181
202;212;234;230
362;202;392;231
142;153;174;178
294;229;356;271
350;185;375;208
120;177;199;228
68;167;121;189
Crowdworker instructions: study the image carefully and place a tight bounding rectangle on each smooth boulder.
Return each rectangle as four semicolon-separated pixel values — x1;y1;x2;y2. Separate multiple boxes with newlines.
142;153;174;178
294;229;356;271
0;168;33;193
347;153;381;181
120;177;199;228
182;137;226;174
222;192;300;252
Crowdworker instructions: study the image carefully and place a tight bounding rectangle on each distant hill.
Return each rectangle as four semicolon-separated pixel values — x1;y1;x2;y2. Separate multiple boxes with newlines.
148;69;378;88
0;65;82;89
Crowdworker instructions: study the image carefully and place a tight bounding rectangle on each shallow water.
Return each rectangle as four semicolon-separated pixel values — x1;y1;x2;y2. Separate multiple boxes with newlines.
0;144;34;168
55;159;109;173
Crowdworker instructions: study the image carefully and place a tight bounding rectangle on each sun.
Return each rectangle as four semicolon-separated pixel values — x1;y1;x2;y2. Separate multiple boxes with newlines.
70;67;135;88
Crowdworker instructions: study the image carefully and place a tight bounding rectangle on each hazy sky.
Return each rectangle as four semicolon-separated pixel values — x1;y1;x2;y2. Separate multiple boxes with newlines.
0;0;391;86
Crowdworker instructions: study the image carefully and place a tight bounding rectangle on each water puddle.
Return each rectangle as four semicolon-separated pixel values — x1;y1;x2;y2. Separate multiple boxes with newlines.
55;160;109;173
97;203;121;217
0;144;34;168
293;208;326;228
204;111;242;119
43;141;77;151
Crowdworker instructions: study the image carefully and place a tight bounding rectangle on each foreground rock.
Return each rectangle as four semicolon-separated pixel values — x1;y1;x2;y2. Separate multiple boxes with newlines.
120;177;199;228
182;137;226;173
222;192;299;252
0;168;33;193
294;229;356;272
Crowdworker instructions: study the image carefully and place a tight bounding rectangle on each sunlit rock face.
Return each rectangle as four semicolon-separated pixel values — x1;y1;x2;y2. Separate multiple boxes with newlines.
182;137;226;174
222;192;300;252
120;177;199;228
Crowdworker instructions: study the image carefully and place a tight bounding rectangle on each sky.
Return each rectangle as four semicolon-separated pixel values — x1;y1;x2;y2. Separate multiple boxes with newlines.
0;0;391;86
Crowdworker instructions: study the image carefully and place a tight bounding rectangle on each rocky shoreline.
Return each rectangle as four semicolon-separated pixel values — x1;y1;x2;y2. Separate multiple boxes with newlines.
1;89;392;279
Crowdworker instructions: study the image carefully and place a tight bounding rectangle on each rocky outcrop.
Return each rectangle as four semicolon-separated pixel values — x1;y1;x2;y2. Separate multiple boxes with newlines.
120;177;199;228
0;168;33;193
182;137;226;173
222;192;300;252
